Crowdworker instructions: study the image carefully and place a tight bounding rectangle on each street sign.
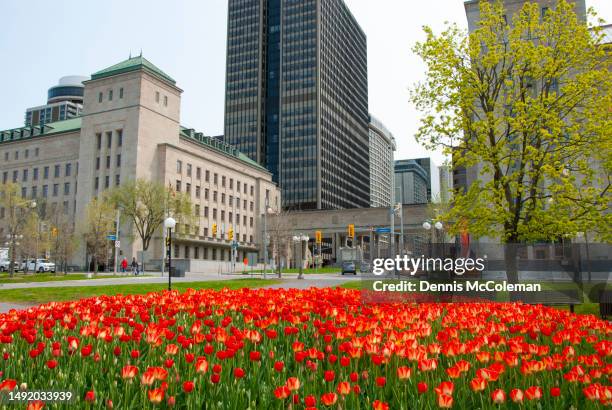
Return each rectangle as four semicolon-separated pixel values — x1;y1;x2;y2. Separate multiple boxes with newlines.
115;240;120;248
107;234;116;240
231;240;239;249
376;227;391;233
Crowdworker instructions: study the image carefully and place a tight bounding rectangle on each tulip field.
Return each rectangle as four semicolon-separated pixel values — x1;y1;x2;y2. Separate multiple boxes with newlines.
0;287;610;409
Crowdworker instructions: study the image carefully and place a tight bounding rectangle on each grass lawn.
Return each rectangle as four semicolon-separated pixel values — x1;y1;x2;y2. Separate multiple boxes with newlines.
0;273;132;284
0;279;280;304
340;280;608;317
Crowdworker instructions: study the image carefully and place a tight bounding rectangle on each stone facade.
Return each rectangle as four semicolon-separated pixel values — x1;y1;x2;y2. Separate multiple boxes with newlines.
0;56;280;271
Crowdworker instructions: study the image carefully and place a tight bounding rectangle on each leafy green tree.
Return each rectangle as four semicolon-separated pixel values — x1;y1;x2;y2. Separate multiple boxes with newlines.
109;179;193;254
411;1;611;282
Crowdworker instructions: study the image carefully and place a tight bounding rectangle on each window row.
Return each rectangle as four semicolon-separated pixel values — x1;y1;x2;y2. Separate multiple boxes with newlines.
2;162;76;184
175;161;255;195
3;147;40;161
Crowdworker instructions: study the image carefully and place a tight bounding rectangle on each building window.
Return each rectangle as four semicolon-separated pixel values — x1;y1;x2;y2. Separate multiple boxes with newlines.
212;248;216;260
64;182;70;195
195;204;200;216
116;154;121;167
194;247;199;259
250;185;253;195
4;152;8;161
105;176;110;188
205;170;210;182
22;169;28;182
119;88;124;99
96;157;100;170
65;163;71;176
196;167;201;179
237;181;241;191
222;176;226;187
236;214;240;225
204;206;209;217
98;92;103;103
249;235;253;243
176;160;182;173
12;171;17;182
21;187;26;198
221;193;225;204
212;208;217;219
117;129;123;146
204;227;209;237
108;89;113;101
2;172;7;183
31;186;37;198
107;132;112;148
204;188;209;200
164;96;168;106
250;217;253;227
213;191;217;202
186;183;191;195
54;165;60;178
42;185;48;197
115;174;120;186
35;147;39;157
14;151;18;160
25;149;29;159
228;211;232;222
106;156;111;169
229;196;233;206
214;173;218;184
176;180;181;191
174;244;179;258
155;91;160;103
195;186;200;198
63;201;69;214
186;164;192;177
52;184;59;197
184;246;190;259
94;178;99;190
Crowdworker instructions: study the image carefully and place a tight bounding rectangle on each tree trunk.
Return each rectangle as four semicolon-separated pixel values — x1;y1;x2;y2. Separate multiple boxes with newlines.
505;243;519;284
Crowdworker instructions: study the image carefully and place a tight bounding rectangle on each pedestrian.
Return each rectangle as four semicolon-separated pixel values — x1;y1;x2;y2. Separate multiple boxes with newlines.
131;257;139;276
121;257;128;274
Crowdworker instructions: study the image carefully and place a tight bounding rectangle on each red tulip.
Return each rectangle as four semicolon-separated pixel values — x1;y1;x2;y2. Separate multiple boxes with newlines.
437;393;453;408
324;370;335;382
147;388;164;404
470;377;487;392
525;386;543;401
305;395;316;406
234;368;245;379
46;360;57;369
434;381;454;396
550;387;561;397
417;382;428;394
121;365;138;379
274;361;284;372
397;366;411;380
491;389;506;404
84;391;95;403
375;376;386;387
373;400;390;410
274;386;290;400
249;351;261;362
336;381;351;395
182;381;194;393
320;392;338;406
286;377;300;391
510;388;524;403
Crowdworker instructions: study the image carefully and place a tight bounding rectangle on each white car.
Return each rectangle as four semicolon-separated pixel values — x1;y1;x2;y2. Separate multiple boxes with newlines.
22;259;56;273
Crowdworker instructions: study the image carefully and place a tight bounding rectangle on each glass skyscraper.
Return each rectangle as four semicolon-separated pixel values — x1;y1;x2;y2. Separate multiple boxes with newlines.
224;0;370;210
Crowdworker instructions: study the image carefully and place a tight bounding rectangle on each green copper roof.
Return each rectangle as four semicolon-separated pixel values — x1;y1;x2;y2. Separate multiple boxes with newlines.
0;117;82;143
91;56;176;84
179;126;268;172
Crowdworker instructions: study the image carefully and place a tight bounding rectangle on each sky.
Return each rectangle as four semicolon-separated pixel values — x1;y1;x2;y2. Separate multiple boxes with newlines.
0;0;610;166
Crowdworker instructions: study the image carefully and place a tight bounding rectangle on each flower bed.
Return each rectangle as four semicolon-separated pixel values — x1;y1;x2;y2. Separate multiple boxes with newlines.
0;287;610;409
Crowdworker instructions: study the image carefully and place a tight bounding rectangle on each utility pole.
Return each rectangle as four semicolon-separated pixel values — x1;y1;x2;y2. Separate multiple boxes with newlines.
113;209;120;275
263;197;268;280
398;203;404;256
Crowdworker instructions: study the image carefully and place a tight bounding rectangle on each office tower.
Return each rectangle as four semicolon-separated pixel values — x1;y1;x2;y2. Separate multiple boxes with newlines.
224;0;370;210
368;114;395;207
394;159;428;205
25;76;87;127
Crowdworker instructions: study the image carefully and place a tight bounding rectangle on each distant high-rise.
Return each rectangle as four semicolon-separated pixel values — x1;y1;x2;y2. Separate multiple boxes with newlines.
438;165;453;203
25;76;87;127
368;114;395;208
394;160;428;205
224;0;370;210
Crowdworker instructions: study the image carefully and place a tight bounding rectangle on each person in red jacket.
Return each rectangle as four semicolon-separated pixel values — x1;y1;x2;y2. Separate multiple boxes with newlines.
120;257;128;274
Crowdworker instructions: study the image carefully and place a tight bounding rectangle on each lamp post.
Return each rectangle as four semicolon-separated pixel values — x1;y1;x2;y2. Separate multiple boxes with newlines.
423;220;443;257
164;217;176;290
262;197;272;280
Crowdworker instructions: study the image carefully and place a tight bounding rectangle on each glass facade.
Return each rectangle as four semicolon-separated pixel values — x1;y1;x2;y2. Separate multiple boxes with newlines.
224;0;369;209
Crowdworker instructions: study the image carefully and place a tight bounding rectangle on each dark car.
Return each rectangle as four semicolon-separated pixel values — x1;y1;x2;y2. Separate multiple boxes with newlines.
341;261;356;275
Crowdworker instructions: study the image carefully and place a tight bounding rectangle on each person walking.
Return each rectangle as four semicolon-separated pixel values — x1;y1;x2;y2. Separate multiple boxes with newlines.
120;258;128;274
131;257;139;276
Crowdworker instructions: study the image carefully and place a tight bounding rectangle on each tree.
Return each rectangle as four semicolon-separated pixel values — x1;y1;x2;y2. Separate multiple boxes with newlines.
0;183;37;276
266;208;293;278
411;1;611;282
81;196;115;274
48;207;77;274
19;213;49;273
109;179;193;256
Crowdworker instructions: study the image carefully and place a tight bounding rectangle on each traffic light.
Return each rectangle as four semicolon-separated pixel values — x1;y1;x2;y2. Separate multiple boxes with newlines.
348;224;355;239
228;226;234;241
212;223;217;237
315;230;322;244
51;227;58;237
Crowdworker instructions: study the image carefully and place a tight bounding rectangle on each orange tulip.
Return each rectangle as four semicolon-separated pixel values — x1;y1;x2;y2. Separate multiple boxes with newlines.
336;381;351;395
491;389;506;404
470;377;487;392
434;381;454;396
286;377;300;391
147;388;164;404
437;393;453;408
320;392;338;406
397;366;411;380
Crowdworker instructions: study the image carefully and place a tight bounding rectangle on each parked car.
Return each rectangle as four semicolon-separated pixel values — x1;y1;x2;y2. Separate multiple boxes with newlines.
22;259;56;273
0;259;19;272
341;261;356;275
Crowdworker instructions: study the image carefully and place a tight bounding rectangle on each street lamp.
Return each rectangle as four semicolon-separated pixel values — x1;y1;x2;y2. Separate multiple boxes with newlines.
164;217;176;290
262;198;273;280
423;220;443;257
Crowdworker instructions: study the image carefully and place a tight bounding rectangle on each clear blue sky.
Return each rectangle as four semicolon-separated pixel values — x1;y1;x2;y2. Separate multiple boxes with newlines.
0;0;609;165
